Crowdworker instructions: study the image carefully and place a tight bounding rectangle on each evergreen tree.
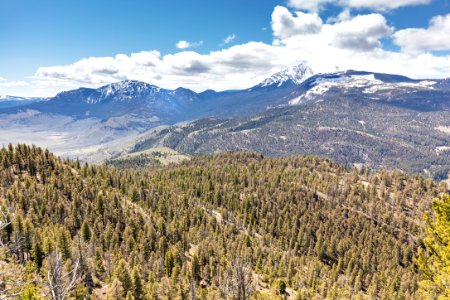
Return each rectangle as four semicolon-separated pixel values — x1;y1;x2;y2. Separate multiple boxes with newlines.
417;194;450;299
115;260;133;296
32;240;44;270
132;267;144;300
165;251;174;277
81;221;91;242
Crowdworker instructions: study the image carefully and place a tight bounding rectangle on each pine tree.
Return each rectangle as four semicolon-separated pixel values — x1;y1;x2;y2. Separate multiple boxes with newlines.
56;228;71;260
417;194;450;299
191;255;201;282
94;248;105;277
165;251;174;277
132;267;144;300
81;221;91;242
32;240;44;270
20;287;40;300
115;260;133;296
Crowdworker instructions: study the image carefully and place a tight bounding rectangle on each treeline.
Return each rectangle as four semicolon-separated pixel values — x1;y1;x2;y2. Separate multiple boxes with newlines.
0;144;447;299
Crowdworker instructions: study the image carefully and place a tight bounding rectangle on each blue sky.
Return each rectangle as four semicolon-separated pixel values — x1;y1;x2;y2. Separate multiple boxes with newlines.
1;0;450;96
1;0;279;79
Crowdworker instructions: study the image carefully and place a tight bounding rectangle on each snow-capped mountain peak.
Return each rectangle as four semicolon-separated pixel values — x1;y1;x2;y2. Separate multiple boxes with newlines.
259;63;314;87
98;80;161;100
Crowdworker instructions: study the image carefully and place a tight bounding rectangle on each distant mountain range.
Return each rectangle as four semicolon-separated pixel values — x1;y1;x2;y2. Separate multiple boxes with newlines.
1;63;450;178
0;95;46;109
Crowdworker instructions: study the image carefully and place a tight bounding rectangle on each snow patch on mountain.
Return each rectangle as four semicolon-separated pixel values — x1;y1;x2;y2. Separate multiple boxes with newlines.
289;72;438;106
436;146;450;155
363;80;437;94
435;126;450;134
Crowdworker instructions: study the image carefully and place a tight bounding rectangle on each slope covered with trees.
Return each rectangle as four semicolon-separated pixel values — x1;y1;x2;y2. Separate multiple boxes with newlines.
417;194;450;299
0;144;447;299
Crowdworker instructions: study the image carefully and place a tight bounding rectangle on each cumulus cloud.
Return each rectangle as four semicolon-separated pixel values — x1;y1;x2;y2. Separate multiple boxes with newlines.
393;14;450;53
273;8;392;51
328;14;393;51
223;34;237;45
30;42;285;96
176;40;203;49
272;6;322;39
288;0;431;11
6;6;450;97
0;80;29;96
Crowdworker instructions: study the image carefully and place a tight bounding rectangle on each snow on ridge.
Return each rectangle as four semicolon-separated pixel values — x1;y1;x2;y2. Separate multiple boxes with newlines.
289;72;439;106
92;80;162;103
363;80;437;94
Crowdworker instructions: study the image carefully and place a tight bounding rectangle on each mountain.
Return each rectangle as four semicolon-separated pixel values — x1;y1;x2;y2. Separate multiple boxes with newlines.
1;64;450;179
111;70;450;179
288;70;442;108
19;80;201;120
0;63;315;121
256;62;314;88
0;81;205;157
0;95;45;109
0;145;444;299
190;63;315;118
0;64;315;158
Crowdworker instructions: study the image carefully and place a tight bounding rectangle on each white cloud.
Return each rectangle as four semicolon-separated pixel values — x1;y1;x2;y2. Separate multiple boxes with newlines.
344;0;431;10
4;6;450;97
272;6;322;39
288;0;431;11
0;80;28;88
287;0;333;12
0;80;29;96
328;14;393;51
176;40;203;49
223;34;237;44
327;9;351;23
273;8;392;51
393;14;450;53
30;42;284;96
176;40;190;49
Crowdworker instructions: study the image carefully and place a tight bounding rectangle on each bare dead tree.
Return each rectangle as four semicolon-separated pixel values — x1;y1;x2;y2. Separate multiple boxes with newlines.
189;279;197;300
45;251;80;300
0;206;11;248
220;257;255;300
0;207;9;231
0;206;26;300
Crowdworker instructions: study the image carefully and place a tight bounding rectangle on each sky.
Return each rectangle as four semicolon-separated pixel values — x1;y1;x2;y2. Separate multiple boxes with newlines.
1;0;450;97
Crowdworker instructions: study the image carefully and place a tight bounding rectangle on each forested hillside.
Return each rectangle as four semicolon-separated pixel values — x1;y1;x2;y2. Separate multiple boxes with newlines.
0;144;447;299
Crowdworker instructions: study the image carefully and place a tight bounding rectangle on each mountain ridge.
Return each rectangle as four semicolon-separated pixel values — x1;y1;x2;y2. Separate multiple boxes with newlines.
1;63;449;179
